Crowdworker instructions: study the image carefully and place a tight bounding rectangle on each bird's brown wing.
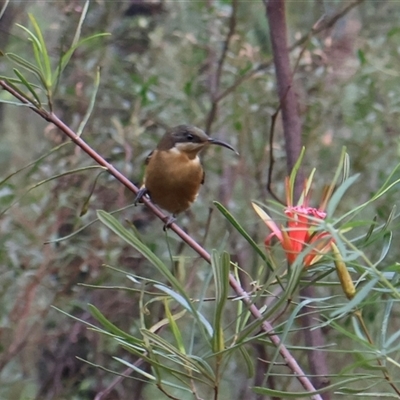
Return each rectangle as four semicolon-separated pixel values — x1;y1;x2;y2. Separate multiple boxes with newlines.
145;151;153;165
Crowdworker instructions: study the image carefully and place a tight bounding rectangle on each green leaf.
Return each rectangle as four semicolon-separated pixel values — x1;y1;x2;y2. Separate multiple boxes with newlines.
373;231;392;267
6;52;42;76
88;304;143;344
77;67;101;137
97;210;177;284
357;49;367;65
54;33;110;85
155;284;213;337
380;205;396;233
97;210;213;340
80;169;106;216
297;167;316;205
164;299;186;354
339;164;400;221
0;141;70;188
238;346;254;378
16;23;43;58
6;52;47;89
363;216;378;243
71;0;90;48
379;297;394;349
113;357;156;380
330;277;379;318
45;204;134;244
213;201;273;271
326;174;359;217
387;27;400;37
266;298;314;377
140;329;215;381
288;146;305;205
253;375;373;397
211;250;230;353
13;68;41;106
28;14;52;86
1;165;105;217
320;146;348;211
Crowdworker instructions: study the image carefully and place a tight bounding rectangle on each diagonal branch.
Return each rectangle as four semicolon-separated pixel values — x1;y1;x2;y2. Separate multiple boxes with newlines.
289;0;366;51
1;79;323;399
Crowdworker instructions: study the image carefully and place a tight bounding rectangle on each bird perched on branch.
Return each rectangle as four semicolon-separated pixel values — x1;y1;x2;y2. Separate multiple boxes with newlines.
134;124;238;227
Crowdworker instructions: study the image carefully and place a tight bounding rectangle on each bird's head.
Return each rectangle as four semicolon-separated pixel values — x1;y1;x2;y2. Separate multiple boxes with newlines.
158;125;238;157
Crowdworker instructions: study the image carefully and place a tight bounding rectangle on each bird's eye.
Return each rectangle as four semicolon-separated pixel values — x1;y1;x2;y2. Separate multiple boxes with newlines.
186;133;194;141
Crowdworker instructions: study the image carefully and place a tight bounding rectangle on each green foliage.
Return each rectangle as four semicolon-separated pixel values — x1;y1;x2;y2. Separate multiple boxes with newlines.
0;0;400;399
2;4;109;109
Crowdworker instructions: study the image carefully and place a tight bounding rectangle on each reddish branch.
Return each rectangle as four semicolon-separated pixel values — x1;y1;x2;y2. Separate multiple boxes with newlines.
0;79;322;399
265;0;302;174
265;1;330;397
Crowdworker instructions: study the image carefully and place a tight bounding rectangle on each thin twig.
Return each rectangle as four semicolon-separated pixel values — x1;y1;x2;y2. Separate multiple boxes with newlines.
94;366;134;400
214;0;238;95
288;0;366;51
215;0;365;105
205;0;238;134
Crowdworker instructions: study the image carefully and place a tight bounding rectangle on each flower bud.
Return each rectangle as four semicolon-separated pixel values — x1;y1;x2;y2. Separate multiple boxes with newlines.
331;242;355;300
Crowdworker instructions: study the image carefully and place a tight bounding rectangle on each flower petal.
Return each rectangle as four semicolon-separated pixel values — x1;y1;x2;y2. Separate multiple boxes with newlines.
252;203;283;241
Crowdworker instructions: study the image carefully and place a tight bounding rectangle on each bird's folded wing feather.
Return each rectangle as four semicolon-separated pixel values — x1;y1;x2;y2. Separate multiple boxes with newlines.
145;151;153;165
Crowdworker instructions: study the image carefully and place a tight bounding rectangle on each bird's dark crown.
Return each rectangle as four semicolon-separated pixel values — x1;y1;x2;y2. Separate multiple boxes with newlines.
156;124;239;155
157;125;209;151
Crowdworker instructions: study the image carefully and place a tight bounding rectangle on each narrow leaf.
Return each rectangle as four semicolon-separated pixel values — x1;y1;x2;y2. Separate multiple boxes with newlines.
164;299;186;354
28;14;52;85
211;250;230;352
6;52;43;80
55;33;110;83
89;304;143;344
326;174;359;217
113;357;156;380
330;277;379;318
77;66;100;136
155;284;213;337
288;147;306;206
319;147;347;210
253;375;371;397
373;231;392;267
214;201;273;270
13;68;41;106
72;0;90;47
80;170;106;216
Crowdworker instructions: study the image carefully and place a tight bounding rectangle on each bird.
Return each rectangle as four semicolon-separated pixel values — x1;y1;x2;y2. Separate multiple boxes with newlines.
134;124;238;227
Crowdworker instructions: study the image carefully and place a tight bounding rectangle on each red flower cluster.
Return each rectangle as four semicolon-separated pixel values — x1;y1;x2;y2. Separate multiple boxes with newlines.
253;178;333;268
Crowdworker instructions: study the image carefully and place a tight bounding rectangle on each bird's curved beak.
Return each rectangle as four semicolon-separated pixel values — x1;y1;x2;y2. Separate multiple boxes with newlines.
208;138;239;155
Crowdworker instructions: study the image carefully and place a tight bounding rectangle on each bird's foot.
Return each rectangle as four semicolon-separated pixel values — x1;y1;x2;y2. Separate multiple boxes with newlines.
163;215;176;231
134;187;148;206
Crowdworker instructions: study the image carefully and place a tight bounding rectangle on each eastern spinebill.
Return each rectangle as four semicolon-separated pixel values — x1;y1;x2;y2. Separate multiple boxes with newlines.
134;125;238;227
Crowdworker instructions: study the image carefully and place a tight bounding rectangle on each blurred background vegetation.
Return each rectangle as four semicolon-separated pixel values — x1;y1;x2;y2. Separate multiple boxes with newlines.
0;0;400;399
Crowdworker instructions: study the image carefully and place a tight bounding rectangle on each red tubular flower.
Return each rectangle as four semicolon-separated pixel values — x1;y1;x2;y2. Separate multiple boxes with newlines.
253;178;334;268
281;205;332;266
